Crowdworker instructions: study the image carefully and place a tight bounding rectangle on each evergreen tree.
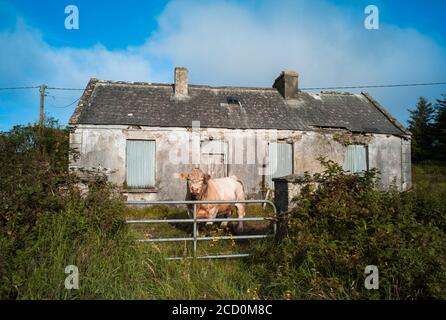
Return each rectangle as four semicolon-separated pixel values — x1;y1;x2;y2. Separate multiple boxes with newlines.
433;93;446;161
407;97;435;162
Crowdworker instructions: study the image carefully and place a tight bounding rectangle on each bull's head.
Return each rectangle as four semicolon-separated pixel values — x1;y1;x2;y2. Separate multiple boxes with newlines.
179;168;211;198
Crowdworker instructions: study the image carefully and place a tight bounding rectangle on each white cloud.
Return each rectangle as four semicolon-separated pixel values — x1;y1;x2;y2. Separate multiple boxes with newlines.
146;0;446;122
148;1;445;84
0;21;154;88
1;0;445;130
0;20;157;129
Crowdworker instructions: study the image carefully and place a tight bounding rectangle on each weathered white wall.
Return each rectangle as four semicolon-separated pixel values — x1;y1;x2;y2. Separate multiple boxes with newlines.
69;125;411;201
295;131;410;190
368;134;404;189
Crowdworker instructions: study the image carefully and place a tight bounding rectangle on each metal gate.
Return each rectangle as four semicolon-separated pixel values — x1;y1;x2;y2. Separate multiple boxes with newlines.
126;200;277;260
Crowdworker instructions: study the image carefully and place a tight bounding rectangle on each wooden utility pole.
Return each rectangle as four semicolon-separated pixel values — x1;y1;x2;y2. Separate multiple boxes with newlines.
39;84;47;136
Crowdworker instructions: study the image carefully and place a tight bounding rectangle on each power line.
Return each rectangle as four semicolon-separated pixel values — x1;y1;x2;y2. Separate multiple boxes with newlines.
300;81;446;91
46;87;84;91
50;97;81;108
0;86;83;91
1;81;446;92
0;86;39;90
47;95;82;100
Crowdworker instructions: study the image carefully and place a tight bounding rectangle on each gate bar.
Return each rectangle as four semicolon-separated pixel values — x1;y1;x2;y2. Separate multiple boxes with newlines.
127;217;275;224
136;234;272;243
126;199;277;260
166;253;251;261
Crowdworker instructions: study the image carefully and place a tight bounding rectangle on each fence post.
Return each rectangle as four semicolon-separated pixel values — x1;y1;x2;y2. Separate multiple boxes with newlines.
193;204;197;258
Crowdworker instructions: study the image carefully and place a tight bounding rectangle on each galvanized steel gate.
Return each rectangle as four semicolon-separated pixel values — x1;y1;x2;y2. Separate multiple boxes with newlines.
126;200;277;260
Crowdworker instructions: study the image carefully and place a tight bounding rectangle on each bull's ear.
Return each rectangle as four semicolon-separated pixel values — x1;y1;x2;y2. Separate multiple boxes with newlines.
204;173;211;181
179;173;189;180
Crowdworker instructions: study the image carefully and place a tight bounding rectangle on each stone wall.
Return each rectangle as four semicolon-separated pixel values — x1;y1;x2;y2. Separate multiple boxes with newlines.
273;175;320;213
69;124;411;201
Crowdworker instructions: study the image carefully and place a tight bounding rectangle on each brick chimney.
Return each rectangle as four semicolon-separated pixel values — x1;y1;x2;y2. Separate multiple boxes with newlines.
273;71;299;99
174;67;188;97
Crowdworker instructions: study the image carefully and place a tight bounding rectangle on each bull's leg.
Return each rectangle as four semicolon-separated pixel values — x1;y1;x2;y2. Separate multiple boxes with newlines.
195;207;210;233
186;204;193;218
234;203;246;233
220;210;231;229
206;207;219;228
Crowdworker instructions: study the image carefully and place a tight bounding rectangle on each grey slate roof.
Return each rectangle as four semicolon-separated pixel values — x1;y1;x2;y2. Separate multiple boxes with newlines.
70;79;408;136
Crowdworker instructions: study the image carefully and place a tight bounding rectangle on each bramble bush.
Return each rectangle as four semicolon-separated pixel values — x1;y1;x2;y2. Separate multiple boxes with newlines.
0;120;255;300
250;159;446;299
0;120;127;299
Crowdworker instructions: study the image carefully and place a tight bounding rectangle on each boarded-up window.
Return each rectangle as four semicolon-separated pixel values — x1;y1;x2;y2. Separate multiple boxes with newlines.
200;140;228;178
126;140;155;188
267;142;293;188
343;145;368;173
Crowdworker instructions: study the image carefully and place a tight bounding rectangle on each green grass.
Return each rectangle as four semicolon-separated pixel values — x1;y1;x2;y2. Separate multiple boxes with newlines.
412;161;446;190
9;204;273;300
5;163;445;300
126;205;272;257
124;204;275;259
19;232;261;300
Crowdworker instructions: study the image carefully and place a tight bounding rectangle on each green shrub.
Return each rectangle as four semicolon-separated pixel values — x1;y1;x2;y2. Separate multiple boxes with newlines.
0;121;256;300
2;120;444;300
250;159;446;300
411;162;446;231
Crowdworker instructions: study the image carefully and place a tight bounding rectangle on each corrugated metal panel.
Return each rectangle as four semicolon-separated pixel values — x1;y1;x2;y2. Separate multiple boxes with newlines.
267;142;293;188
343;145;367;173
126;140;155;188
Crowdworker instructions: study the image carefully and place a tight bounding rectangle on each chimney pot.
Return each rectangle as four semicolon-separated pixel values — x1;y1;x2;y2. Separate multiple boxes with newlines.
174;67;188;97
273;70;299;99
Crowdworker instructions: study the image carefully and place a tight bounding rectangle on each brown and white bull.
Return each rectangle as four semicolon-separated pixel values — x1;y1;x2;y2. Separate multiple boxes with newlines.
179;168;246;232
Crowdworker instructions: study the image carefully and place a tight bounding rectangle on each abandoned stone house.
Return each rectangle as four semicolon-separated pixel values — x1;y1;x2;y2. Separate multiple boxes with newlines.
68;67;411;201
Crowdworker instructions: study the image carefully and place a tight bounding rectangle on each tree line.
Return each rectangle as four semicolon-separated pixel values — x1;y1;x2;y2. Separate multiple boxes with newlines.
407;92;446;162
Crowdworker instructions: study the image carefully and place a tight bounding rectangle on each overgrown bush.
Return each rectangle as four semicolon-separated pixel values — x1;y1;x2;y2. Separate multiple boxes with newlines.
0;120;257;300
0;120;128;298
410;162;446;231
250;159;446;300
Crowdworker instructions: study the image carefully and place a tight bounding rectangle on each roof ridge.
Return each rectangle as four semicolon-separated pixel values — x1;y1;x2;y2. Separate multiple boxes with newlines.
317;91;354;95
69;78;98;125
94;79;277;92
189;84;277;91
360;92;410;136
68;78;409;137
96;80;171;87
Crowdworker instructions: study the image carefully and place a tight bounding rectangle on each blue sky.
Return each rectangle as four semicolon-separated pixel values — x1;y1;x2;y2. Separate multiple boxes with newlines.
0;0;445;131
